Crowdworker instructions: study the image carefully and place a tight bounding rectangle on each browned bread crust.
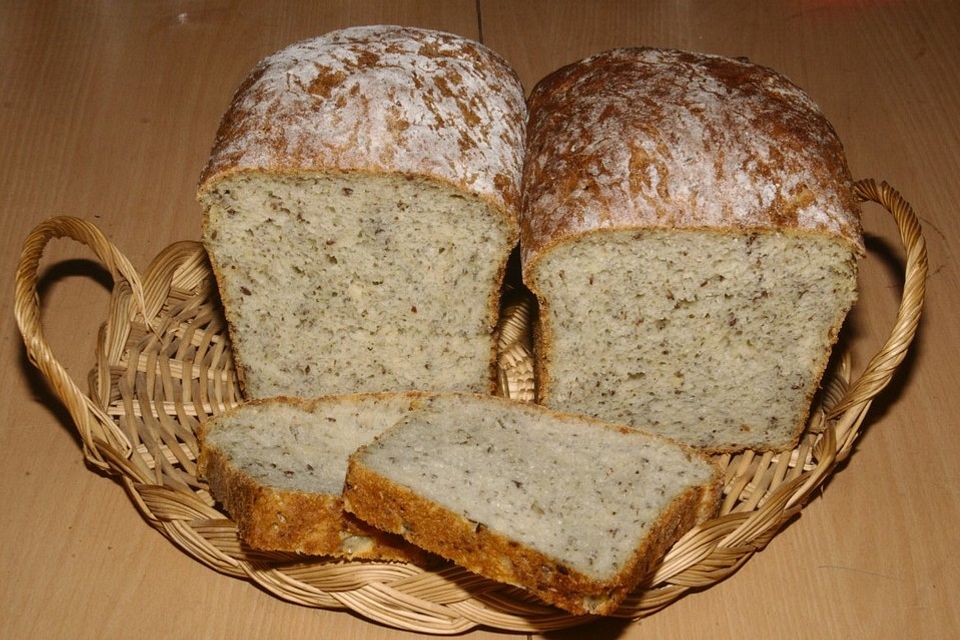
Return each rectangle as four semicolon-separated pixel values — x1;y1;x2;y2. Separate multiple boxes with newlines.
520;47;863;276
197;25;526;218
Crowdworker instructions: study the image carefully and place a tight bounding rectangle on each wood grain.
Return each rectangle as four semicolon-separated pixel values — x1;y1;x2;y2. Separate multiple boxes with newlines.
2;1;957;638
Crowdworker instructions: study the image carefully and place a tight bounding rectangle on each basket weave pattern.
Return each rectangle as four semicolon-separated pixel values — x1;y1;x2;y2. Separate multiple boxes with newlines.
14;180;926;634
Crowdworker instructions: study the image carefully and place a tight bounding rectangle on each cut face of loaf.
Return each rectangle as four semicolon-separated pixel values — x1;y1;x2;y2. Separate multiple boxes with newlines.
532;229;858;450
197;394;431;561
203;173;513;397
197;26;526;398
521;48;864;451
343;393;722;615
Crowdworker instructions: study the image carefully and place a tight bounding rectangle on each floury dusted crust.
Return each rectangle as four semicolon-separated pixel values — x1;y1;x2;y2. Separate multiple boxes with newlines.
520;48;863;261
197;26;526;398
199;26;526;212
521;48;863;451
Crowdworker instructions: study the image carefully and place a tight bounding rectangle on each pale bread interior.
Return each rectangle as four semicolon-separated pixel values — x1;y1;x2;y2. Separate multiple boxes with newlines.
530;228;858;450
354;394;718;582
203;396;416;493
202;173;513;398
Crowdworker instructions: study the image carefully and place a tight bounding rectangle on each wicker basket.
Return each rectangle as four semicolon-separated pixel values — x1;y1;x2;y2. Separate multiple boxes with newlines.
14;179;926;634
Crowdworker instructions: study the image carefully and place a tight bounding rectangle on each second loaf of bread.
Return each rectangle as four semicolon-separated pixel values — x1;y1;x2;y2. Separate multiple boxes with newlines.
520;47;863;452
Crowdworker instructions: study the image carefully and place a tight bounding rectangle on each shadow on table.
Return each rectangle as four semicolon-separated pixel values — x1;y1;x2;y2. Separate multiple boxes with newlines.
18;257;114;459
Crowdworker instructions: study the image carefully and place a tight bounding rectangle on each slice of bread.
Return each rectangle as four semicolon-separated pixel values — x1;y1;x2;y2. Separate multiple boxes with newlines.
342;393;722;615
196;26;526;399
197;394;433;562
520;48;863;452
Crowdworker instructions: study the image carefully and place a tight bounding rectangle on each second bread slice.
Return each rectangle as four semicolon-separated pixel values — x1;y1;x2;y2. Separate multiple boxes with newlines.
342;394;722;615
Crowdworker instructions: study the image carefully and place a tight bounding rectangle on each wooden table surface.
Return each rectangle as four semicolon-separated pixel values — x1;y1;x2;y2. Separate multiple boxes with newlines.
2;2;957;638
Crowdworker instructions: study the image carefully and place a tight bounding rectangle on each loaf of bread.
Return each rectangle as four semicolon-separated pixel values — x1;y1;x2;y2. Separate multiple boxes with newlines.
342;393;722;615
197;26;526;398
520;48;863;452
197;394;432;562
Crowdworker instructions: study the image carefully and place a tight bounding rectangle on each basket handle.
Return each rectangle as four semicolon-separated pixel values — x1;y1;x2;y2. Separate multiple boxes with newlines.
825;180;928;425
14;216;152;470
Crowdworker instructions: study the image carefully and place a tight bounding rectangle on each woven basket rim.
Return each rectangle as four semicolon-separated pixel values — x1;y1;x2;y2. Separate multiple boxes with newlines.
13;179;928;634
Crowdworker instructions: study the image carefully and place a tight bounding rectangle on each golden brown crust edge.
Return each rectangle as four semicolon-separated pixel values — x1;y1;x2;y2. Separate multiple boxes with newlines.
342;452;723;615
198;441;427;563
195;26;527;216
519;46;864;271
